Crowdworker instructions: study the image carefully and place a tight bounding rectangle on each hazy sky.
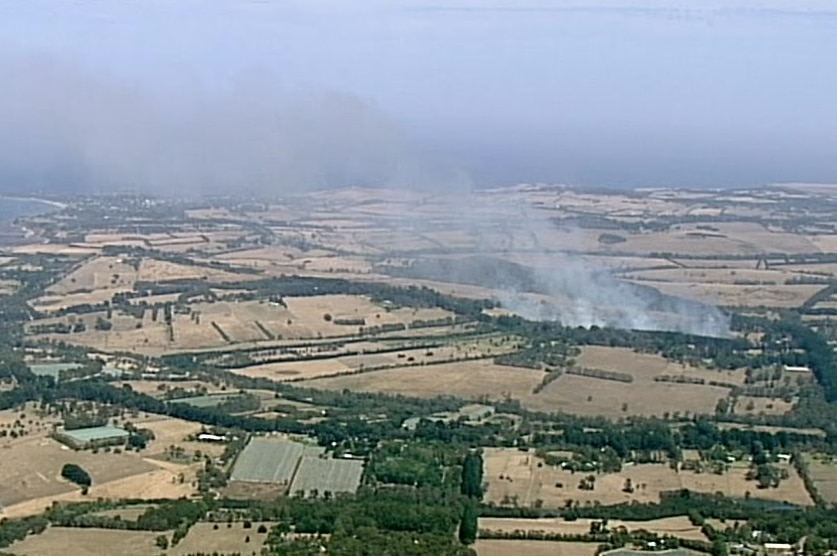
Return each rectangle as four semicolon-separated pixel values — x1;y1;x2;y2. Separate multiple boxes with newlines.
1;0;836;192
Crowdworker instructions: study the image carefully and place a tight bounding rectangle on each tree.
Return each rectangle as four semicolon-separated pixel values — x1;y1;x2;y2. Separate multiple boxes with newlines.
155;535;169;550
461;451;484;499
61;463;91;487
458;503;478;545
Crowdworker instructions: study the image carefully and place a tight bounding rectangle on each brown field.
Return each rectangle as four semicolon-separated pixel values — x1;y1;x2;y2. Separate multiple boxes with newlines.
636;282;821;309
169;521;271;555
136;258;253;284
479;516;707;541
802;454;837;504
733;396;796;417
475;540;599;556
30;294;455;355
6;522;272;556
715;423;825;437
302;356;734;418
236;335;515;382
93;505;155;520
8;527;162;556
483;448;813;509
119;379;228;397
577;346;744;385
623;267;793;286
131;414;227;459
47;255;138;295
0;409;210;519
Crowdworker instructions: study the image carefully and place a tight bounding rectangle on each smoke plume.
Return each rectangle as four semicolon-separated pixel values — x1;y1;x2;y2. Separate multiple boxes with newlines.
0;56;444;196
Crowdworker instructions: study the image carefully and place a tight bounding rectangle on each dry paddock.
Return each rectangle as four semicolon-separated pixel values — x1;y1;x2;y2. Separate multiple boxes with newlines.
475;540;599;556
301;358;736;418
483;448;813;509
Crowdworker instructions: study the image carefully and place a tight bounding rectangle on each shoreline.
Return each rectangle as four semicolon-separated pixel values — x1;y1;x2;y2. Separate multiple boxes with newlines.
0;195;67;209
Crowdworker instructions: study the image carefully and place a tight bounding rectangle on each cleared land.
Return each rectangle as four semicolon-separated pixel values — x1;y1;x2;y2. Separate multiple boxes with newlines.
803;454;837;504
168;521;271;555
8;528;161;556
475;540;599;556
483;448;813;509
302;355;735;418
6;522;273;556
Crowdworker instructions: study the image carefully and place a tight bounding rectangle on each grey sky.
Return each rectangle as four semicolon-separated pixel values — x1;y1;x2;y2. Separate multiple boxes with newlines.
1;0;836;192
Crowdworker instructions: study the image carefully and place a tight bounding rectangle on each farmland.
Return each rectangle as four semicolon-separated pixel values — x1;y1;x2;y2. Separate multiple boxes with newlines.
228;436;364;498
7;528;162;556
476;540;599;556
229;437;306;485
6;185;837;553
301;357;736;418
289;456;365;497
0;406;211;518
482;448;814;509
802;454;837;504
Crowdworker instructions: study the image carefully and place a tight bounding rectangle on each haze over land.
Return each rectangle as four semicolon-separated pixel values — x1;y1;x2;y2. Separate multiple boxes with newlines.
1;0;836;192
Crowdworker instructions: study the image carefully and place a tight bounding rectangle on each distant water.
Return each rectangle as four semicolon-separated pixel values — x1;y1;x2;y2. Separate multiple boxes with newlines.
0;197;56;225
0;197;58;245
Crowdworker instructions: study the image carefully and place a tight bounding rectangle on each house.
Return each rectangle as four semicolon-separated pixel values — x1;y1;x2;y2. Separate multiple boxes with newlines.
763;543;794;556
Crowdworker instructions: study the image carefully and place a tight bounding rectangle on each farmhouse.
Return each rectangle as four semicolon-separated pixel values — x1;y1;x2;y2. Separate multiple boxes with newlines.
53;425;130;450
783;365;811;374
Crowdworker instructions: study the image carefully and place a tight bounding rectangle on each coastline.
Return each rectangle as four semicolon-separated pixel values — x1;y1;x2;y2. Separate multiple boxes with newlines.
0;195;67;209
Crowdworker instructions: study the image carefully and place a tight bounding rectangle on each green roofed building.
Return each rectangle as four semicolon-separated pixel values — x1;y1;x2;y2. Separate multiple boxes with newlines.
53;425;130;450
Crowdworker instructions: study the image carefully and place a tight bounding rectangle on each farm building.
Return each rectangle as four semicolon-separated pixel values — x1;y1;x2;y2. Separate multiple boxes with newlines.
401;415;448;431
458;404;495;422
53;425;130;449
27;362;81;379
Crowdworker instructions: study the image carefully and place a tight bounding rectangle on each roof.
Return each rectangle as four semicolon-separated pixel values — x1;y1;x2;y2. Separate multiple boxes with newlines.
28;362;81;377
59;425;130;442
764;544;793;550
459;403;495;417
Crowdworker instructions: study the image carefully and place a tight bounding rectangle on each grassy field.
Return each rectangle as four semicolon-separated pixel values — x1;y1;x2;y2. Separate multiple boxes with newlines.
479;516;708;541
483;448;813;509
802;453;837;504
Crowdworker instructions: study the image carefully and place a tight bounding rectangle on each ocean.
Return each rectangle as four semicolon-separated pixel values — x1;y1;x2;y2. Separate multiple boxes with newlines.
0;197;58;245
